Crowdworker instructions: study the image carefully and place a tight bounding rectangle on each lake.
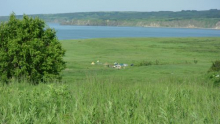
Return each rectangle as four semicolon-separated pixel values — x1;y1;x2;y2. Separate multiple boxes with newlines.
47;23;220;40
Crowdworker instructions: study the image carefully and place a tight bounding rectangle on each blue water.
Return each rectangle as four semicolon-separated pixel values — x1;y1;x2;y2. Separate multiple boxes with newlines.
47;23;220;40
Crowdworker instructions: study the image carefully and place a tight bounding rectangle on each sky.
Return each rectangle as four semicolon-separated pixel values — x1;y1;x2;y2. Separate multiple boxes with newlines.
0;0;220;16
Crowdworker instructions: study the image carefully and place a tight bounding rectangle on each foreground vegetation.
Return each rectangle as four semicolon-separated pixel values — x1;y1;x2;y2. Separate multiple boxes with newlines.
0;14;66;83
1;37;220;123
1;78;219;123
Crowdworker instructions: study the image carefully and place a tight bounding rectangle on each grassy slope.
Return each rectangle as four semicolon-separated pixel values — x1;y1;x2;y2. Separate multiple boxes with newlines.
1;37;220;123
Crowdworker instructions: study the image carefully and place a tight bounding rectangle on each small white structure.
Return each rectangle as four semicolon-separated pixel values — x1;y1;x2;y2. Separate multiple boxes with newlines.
91;62;95;65
123;64;128;67
114;65;121;69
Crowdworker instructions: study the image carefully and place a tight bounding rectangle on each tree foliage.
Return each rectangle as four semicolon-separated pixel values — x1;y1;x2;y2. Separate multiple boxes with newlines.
0;13;66;83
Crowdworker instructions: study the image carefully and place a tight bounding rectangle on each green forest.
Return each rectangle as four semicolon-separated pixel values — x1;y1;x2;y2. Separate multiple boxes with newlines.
0;9;220;28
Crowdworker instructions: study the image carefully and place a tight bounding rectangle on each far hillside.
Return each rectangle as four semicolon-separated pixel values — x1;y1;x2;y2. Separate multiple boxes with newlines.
0;9;220;29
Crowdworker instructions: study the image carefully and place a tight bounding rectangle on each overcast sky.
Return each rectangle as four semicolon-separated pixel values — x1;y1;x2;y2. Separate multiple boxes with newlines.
1;0;220;16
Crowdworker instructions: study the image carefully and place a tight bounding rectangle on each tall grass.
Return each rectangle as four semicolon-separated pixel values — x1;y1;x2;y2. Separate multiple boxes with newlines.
0;76;219;123
1;37;220;123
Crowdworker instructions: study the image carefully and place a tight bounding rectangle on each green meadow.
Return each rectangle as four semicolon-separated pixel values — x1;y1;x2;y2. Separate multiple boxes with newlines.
62;37;220;82
1;37;220;123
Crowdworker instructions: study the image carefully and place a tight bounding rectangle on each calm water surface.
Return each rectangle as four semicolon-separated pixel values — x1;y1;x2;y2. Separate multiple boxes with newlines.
47;23;220;40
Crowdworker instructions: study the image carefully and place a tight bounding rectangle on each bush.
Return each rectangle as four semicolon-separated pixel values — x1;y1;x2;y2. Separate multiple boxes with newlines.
137;60;152;66
207;60;220;87
209;60;220;72
207;72;220;87
193;58;198;64
0;13;66;84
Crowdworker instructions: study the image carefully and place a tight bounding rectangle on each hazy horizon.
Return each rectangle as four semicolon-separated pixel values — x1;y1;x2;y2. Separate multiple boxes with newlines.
2;9;220;17
1;0;220;16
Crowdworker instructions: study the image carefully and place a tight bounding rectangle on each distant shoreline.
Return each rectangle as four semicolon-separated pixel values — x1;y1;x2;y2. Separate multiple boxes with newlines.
59;23;220;30
142;26;220;30
1;10;220;30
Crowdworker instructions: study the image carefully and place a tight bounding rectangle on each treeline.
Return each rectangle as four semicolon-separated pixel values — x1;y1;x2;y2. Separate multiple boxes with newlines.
61;18;220;28
0;9;220;28
33;9;220;20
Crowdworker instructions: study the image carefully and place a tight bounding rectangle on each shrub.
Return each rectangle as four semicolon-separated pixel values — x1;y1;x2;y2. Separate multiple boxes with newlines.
0;13;66;84
207;60;220;87
137;60;152;66
207;72;220;87
208;60;220;72
193;58;198;64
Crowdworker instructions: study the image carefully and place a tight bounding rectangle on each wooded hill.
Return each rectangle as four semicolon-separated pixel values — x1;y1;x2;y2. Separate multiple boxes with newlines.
1;9;220;29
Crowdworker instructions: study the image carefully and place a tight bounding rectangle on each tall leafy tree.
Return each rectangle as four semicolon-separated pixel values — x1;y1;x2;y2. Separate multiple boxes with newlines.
0;13;66;84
